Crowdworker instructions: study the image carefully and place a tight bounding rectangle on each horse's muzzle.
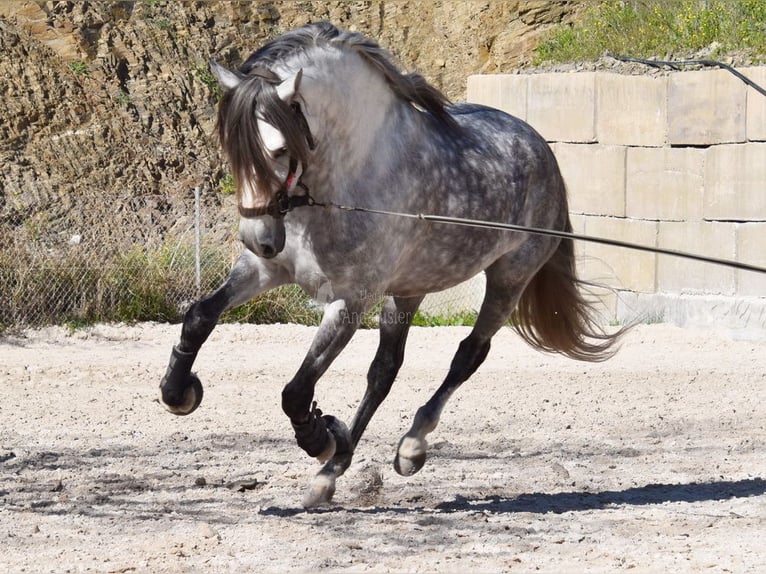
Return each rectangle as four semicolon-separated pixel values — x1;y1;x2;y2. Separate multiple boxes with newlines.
239;216;286;259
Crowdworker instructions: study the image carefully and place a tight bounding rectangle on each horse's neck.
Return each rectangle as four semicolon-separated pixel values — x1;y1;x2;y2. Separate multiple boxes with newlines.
303;59;415;186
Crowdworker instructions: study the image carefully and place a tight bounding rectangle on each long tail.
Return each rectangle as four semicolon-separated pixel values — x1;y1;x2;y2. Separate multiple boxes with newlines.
510;219;626;362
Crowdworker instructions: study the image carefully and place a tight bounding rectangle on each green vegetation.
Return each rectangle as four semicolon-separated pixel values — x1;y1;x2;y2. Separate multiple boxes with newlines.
222;285;323;325
225;298;480;329
152;17;171;30
0;238;488;331
192;62;222;100
68;61;89;77
218;173;236;196
0;243;228;329
117;90;131;107
412;309;478;327
535;0;766;65
138;0;171;30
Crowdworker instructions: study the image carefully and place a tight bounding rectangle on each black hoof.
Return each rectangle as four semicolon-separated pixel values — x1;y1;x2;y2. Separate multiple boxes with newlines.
160;373;203;416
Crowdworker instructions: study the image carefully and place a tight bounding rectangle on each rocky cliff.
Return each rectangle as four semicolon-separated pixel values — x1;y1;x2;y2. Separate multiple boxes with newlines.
0;0;576;254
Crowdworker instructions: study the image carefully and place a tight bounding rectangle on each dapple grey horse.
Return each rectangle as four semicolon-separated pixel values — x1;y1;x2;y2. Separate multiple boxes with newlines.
160;22;623;507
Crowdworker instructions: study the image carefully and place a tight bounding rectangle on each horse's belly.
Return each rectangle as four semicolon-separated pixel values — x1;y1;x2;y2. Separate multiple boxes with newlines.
385;229;517;297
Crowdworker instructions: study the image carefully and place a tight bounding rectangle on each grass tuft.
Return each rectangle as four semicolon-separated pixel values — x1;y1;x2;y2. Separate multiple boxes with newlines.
535;0;766;65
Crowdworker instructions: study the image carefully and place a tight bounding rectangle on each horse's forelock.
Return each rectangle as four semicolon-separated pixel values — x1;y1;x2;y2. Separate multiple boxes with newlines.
217;79;270;202
258;89;311;165
217;76;310;207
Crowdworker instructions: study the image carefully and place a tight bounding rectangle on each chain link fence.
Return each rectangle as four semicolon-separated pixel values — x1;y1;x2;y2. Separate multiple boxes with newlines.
0;186;482;331
0;201;225;329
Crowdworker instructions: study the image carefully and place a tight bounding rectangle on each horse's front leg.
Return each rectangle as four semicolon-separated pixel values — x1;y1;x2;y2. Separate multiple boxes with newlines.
160;251;286;415
304;295;423;508
280;299;365;503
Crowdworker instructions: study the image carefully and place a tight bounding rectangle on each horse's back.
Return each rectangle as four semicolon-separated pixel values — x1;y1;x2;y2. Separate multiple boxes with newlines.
448;102;553;159
434;102;565;217
448;101;522;122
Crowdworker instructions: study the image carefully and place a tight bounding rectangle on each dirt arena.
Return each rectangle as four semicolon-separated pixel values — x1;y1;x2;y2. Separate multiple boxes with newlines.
1;322;764;572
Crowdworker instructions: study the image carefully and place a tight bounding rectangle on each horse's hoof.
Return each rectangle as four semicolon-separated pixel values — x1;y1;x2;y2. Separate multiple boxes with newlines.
303;473;336;508
160;373;203;416
315;431;336;463
393;435;427;476
323;415;352;456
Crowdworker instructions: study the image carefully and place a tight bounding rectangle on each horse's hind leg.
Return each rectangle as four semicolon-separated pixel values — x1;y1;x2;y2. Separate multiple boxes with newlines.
393;329;496;476
349;296;424;445
304;295;423;507
394;254;548;476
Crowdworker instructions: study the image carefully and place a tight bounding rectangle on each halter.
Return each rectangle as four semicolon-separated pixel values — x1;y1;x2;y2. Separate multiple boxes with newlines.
237;154;315;219
237;68;317;219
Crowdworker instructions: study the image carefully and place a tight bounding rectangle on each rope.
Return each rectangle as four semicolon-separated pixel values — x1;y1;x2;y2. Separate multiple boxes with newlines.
608;54;766;98
308;200;766;275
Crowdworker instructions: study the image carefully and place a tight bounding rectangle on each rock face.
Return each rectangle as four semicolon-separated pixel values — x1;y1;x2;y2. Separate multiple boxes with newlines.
0;0;576;253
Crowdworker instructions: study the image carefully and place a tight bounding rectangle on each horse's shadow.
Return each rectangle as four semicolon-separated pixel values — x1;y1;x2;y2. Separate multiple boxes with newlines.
433;477;766;514
260;477;766;516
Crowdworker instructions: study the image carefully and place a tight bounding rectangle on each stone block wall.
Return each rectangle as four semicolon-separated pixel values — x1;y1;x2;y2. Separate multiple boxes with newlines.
467;67;766;338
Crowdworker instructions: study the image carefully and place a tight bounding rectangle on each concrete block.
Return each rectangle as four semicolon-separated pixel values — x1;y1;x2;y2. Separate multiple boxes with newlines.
597;73;667;146
744;66;766;141
495;74;529;121
467;74;497;108
467;74;499;107
657;221;737;295
577;216;657;293
569;213;587;234
668;69;747;145
704;143;766;221
737;223;766;297
554;143;625;216
616;291;766;340
615;291;667;326
562;215;618;323
527;72;596;142
569;213;587;259
467;74;528;120
626;147;705;221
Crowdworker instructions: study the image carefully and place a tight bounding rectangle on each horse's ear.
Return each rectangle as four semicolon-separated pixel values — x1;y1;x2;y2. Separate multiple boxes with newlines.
210;60;242;91
276;69;303;102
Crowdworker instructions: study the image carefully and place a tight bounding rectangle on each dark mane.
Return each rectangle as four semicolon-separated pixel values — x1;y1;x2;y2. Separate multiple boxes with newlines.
217;22;456;206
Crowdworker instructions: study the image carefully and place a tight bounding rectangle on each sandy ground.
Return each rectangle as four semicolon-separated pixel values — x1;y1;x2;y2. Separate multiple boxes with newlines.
1;321;765;573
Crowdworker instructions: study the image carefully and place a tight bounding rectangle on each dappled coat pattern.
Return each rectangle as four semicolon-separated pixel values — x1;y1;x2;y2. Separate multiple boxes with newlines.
159;22;623;507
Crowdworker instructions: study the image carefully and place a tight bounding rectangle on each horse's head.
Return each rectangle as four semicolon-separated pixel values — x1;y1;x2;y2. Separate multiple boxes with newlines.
210;22;457;259
212;61;313;258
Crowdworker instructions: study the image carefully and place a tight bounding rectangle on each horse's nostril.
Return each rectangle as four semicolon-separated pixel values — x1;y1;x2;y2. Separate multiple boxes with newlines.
260;244;277;259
